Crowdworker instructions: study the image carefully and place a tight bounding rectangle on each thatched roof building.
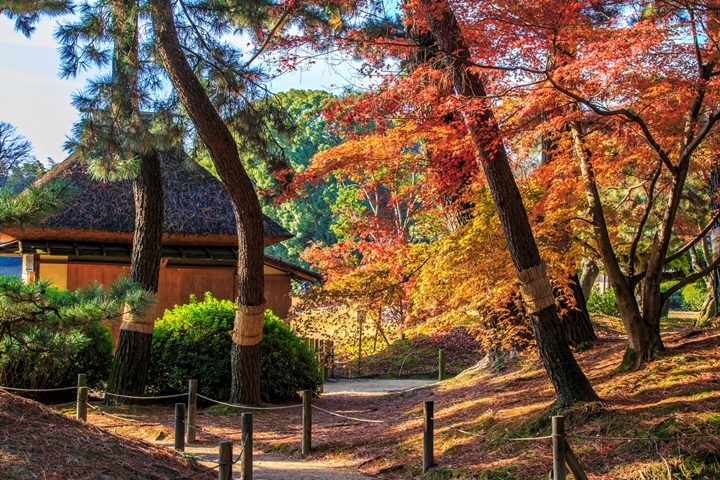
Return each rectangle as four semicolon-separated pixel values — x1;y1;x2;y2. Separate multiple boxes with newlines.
0;154;292;247
0;154;321;336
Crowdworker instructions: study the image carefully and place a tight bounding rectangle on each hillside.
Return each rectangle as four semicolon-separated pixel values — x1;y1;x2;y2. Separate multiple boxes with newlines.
0;390;214;479
253;319;720;479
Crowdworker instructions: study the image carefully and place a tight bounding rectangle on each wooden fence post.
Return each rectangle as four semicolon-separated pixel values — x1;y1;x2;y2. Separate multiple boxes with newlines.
423;400;434;473
218;441;233;480
552;416;566;480
438;349;446;381
76;386;88;421
76;373;87;421
240;412;253;480
565;441;589;480
187;379;198;444
318;359;325;394
302;390;312;455
174;403;186;452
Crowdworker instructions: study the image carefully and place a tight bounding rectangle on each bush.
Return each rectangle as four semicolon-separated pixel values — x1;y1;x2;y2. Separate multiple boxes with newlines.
147;293;322;403
586;286;619;317
681;281;706;312
0;283;115;395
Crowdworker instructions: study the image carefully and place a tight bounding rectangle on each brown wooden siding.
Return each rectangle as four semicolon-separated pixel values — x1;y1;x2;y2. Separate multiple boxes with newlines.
59;262;292;346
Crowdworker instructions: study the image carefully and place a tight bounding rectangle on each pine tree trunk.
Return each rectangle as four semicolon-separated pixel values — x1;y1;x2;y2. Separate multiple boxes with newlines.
420;0;598;406
230;344;260;404
106;149;164;404
150;0;265;405
107;330;153;402
105;1;164;404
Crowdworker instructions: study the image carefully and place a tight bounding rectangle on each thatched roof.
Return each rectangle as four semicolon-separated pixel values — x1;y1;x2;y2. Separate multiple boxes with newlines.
1;154;292;247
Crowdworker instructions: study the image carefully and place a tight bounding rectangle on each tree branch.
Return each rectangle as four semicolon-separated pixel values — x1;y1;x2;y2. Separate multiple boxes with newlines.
664;211;720;266
629;165;662;276
546;75;676;174
662;253;720;301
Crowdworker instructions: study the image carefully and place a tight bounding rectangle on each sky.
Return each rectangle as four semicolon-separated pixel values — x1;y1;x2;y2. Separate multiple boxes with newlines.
0;16;356;166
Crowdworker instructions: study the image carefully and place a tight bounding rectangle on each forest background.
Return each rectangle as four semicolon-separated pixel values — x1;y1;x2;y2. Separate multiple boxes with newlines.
2;0;720;404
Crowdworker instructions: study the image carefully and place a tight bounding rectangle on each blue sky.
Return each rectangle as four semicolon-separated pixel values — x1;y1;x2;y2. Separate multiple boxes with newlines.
0;16;356;166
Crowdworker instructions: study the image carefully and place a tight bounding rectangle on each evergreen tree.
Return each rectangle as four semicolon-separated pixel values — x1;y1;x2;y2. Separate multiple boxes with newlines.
56;0;180;402
0;122;47;194
0;0;72;37
243;90;340;266
149;0;294;404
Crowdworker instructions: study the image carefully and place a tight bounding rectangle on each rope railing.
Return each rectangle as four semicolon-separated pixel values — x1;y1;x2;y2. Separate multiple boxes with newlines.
46;400;79;408
567;433;720;441
0;385;79;392
447;425;553;442
15;375;719;480
196;393;304;410
1;383;186;401
184;420;240;442
102;391;188;401
445;424;720;443
311;404;386;424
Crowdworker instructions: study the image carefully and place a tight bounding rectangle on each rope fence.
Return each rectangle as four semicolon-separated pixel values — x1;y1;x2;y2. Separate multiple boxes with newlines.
5;374;719;480
311;404;386;424
197;393;303;410
103;392;188;401
0;385;79;392
448;425;553;442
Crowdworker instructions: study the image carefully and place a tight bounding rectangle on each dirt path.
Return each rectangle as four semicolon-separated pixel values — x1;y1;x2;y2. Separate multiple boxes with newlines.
151;380;434;479
165;442;370;479
323;378;436;393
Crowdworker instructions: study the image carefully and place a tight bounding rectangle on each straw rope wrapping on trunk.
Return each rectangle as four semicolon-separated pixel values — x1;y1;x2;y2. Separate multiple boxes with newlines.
232;304;266;346
516;263;556;315
120;302;158;335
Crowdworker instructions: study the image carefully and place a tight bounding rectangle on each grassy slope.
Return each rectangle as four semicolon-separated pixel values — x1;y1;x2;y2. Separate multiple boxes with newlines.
297;316;720;479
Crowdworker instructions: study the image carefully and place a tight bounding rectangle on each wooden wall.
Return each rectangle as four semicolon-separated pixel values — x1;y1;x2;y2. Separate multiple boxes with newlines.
49;261;292;346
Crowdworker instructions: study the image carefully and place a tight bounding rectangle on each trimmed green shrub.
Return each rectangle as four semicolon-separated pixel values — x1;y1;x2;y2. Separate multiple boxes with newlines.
259;310;323;401
587;286;619;317
147;293;322;402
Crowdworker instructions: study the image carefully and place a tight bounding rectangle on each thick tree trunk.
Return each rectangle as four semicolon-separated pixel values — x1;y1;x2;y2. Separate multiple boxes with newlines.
569;120;662;367
420;0;597;406
699;162;720;326
637;60;713;356
558;274;597;346
105;1;164;404
150;0;265;405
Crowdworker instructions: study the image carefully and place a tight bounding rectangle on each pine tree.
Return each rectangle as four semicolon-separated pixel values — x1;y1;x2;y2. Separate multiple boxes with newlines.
149;0;294;404
56;0;179;402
